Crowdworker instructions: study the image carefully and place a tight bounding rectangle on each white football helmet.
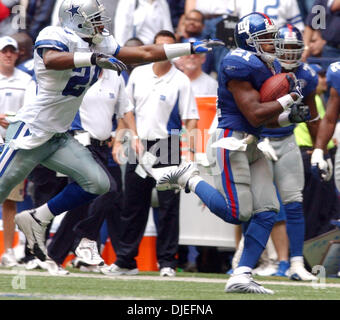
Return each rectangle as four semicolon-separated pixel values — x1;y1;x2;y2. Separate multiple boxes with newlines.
58;0;111;44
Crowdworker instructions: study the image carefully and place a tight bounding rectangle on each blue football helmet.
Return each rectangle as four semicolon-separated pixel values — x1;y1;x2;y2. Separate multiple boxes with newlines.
275;24;304;70
59;0;111;44
234;12;277;62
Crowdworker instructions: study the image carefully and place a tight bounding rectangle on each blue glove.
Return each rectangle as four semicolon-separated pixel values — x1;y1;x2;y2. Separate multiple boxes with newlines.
190;39;225;54
286;73;303;104
92;53;127;75
288;104;311;123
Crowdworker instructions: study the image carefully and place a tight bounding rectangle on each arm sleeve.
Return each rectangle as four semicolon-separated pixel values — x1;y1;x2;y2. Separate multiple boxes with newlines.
161;0;174;32
114;0;135;46
116;76;134;119
327;63;340;95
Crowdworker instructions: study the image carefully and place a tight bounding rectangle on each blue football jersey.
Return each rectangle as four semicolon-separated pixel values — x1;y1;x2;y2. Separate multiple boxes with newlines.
217;48;281;136
326;62;340;95
261;63;318;138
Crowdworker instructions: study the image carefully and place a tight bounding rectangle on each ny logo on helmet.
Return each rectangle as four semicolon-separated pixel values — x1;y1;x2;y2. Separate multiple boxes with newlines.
238;19;250;34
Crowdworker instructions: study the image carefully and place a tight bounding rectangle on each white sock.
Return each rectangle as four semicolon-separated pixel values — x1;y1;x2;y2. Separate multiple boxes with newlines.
34;204;55;224
188;175;203;192
290;256;303;264
233;266;252;275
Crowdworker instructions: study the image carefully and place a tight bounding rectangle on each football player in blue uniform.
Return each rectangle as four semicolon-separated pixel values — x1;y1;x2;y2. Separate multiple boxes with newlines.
258;24;319;280
157;12;307;294
311;61;340;193
0;0;224;262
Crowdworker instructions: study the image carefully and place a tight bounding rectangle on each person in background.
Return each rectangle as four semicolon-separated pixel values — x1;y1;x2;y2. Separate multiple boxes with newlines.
114;0;173;46
105;30;199;277
0;36;32;267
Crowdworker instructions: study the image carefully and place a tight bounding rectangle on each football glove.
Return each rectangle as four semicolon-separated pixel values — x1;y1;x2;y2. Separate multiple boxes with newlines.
288;104;311;123
286;73;303;105
92;53;127;75
257;137;278;161
190;39;225;54
311;148;333;181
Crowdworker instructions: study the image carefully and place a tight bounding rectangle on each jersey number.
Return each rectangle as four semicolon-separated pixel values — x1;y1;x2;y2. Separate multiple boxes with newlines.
62;66;101;97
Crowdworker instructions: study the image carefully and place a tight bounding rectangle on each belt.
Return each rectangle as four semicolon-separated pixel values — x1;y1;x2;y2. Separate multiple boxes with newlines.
326;41;340;49
90;137;110;147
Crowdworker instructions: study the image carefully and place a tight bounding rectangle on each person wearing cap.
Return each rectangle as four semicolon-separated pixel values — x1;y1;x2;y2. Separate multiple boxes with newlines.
0;36;32;267
294;64;340;240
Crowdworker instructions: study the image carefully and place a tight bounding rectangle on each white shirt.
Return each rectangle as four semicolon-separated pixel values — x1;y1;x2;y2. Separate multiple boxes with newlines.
127;63;199;140
195;0;234;15
190;72;218;97
11;26;120;149
0;68;32;138
74;69;133;141
229;0;304;31
114;0;173;45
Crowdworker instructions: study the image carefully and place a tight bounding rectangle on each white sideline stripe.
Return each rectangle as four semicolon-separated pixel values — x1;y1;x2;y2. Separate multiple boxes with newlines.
0;270;339;288
0;292;149;300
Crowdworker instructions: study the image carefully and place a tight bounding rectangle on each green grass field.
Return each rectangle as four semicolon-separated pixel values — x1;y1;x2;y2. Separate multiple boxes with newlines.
0;267;339;301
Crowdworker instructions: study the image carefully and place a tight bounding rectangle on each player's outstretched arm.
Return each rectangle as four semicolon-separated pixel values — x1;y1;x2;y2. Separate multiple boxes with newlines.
116;39;224;65
43;50;127;74
304;91;321;145
314;87;340;151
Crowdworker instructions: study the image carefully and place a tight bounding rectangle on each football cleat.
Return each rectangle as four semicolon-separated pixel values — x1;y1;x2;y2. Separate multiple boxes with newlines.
75;238;104;266
225;272;274;294
160;267;176;277
288;260;318;281
44;259;70;276
15;210;48;261
156;162;199;191
100;263;139;276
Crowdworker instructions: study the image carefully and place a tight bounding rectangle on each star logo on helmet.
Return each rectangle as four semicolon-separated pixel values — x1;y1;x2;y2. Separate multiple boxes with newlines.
66;4;81;20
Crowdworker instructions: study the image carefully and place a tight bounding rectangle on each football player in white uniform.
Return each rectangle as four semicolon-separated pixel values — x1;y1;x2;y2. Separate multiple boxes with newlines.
0;0;224;261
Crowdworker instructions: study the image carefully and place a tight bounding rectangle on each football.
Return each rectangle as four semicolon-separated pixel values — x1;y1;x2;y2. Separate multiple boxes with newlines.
260;73;291;102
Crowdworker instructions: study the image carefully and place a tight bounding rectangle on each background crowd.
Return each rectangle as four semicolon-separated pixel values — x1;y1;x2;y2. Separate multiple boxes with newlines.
0;0;339;277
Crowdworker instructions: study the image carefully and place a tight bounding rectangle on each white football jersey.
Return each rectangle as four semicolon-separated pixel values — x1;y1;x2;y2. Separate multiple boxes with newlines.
13;26;120;139
229;0;304;31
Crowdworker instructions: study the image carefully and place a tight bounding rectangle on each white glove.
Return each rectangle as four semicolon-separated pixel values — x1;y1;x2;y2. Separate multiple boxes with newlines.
257;138;278;161
311;148;333;181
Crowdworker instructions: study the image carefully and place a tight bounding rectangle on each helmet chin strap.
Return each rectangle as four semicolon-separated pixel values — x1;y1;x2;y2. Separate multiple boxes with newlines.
280;61;299;70
260;52;276;64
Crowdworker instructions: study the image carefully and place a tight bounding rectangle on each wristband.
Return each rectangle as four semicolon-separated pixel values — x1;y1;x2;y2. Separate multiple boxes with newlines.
132;135;139;140
163;43;192;60
277;94;295;111
278;111;292;127
73;52;94;68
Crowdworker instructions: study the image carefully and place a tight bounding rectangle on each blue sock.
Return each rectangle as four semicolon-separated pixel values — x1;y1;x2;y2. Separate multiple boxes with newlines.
238;211;276;269
195;181;241;224
284;202;305;257
47;182;98;215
